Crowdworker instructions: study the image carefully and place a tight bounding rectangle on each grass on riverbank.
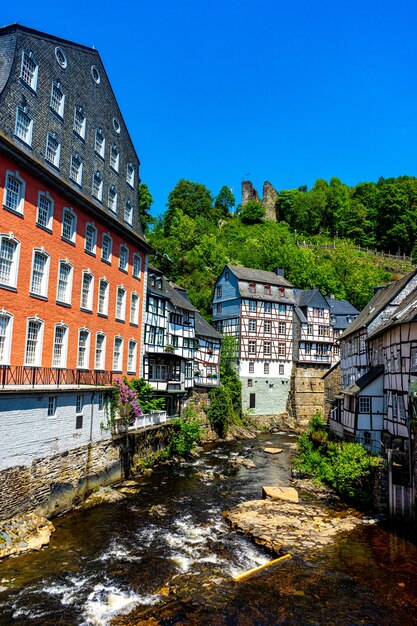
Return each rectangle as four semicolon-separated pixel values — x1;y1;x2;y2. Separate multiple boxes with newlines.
295;413;379;505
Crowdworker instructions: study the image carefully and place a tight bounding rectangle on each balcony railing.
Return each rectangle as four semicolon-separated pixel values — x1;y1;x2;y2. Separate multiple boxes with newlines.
113;411;170;434
0;365;114;389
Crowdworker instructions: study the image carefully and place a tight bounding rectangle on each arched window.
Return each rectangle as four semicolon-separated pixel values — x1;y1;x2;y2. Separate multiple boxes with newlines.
127;339;137;373
52;323;68;368
95;332;106;370
113;336;124;371
56;259;73;304
85;222;97;255
77;328;91;369
30;248;50;297
0;309;13;365
62;207;77;243
37;192;53;230
0;234;20;288
25;316;44;366
80;270;94;311
101;233;113;263
132;253;141;279
119;244;129;272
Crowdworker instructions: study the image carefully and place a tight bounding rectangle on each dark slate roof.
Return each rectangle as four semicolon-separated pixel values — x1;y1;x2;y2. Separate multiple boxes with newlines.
147;271;198;312
227;265;292;287
339;269;417;340
195;312;222;340
294;288;329;309
326;297;359;315
368;288;417;339
344;366;384;396
294;306;308;324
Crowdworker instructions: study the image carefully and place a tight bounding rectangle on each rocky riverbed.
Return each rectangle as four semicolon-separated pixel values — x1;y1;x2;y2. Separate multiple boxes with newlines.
0;513;54;560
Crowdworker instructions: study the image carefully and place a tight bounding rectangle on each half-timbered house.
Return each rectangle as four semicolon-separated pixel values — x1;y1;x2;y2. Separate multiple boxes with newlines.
194;312;221;387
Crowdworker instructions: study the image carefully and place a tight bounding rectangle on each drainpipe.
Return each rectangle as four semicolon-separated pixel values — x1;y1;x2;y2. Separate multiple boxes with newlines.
90;391;95;441
387;448;393;517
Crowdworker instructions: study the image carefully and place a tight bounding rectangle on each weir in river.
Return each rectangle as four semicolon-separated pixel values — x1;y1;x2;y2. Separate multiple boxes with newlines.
1;432;417;625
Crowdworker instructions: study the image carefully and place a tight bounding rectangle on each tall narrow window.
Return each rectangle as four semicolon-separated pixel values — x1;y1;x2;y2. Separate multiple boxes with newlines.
98;278;109;315
95;332;106;370
278;343;285;356
119;244;128;271
80;271;94;311
95;128;105;158
20;51;38;90
15;107;33;145
73;106;86;138
101;233;112;263
126;162;135;187
132;253;141;279
61;207;76;243
50;82;65;117
70;154;83;185
249;319;256;332
37;192;53;230
77;328;90;369
264;320;271;333
130;292;139;325
4;171;25;214
249;282;256;294
110;145;119;172
113;336;123;371
85;223;97;255
52;323;68;368
45;133;61;168
0;235;19;288
25;317;43;366
0;311;13;365
30;249;49;297
116;286;126;321
124;200;133;225
92;171;103;201
248;340;256;355
279;321;286;334
127;340;137;373
108;186;117;212
56;260;73;304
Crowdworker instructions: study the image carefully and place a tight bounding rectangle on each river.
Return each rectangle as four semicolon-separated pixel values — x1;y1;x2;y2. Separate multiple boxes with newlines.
1;432;417;625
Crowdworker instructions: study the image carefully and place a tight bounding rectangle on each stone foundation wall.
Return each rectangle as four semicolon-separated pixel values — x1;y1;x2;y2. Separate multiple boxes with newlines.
323;363;341;421
129;424;175;471
0;439;122;520
184;387;217;441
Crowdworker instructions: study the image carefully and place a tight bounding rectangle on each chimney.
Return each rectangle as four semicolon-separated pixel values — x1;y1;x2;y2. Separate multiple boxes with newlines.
275;268;285;277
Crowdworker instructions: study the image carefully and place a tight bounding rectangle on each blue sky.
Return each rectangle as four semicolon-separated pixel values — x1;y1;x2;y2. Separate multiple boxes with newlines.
3;0;417;217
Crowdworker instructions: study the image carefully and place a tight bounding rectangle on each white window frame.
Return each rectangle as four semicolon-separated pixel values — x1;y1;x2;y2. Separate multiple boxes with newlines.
107;185;117;213
110;145;120;172
3;170;26;215
0;234;20;289
56;259;73;304
127;339;137;373
15;106;33;146
52;322;68;368
124;200;133;225
249;319;256;332
126;162;135;187
61;207;77;243
113;336;124;372
50;82;65;117
119;244;129;272
36;191;53;230
73;106;86;139
278;342;285;356
130;292;139;325
92;171;103;202
95;332;106;370
69;154;83;186
77;327;91;369
95;128;105;158
84;222;97;255
101;233;113;263
0;309;13;365
80;270;94;311
45;132;61;168
97;278;109;316
24;316;44;366
29;248;50;297
20;50;38;91
248;340;256;355
116;286;126;321
263;341;271;355
132;253;141;279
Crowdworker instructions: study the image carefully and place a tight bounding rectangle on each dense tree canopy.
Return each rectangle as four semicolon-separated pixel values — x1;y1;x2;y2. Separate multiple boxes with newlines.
147;176;415;319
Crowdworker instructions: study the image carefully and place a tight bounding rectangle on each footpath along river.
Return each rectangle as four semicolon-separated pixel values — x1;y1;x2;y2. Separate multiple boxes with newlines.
1;432;417;625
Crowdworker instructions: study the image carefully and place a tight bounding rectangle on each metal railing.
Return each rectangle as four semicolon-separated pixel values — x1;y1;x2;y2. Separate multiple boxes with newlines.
0;365;114;388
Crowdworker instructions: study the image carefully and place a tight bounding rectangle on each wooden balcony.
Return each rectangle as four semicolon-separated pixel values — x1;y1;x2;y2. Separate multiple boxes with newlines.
0;365;114;389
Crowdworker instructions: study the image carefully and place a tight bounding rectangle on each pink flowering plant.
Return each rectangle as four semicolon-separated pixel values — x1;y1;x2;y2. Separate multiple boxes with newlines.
114;376;143;427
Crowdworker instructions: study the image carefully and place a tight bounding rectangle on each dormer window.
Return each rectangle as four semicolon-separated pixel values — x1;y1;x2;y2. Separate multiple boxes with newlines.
50;82;65;117
45;133;61;168
249;282;256;294
124;200;133;225
15;107;33;146
126;162;135;187
110;145;119;172
92;172;103;201
20;51;38;91
73;106;86;139
95;128;105;158
108;185;117;213
264;284;271;295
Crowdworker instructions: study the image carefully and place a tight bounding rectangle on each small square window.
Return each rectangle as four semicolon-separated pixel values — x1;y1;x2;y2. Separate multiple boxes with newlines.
248;379;253;387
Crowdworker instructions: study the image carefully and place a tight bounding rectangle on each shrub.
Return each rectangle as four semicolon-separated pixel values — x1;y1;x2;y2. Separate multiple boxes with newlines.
170;405;202;456
206;385;235;437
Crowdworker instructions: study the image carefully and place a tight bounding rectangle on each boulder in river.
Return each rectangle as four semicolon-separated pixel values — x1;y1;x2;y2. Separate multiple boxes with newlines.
262;486;299;503
263;447;283;454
